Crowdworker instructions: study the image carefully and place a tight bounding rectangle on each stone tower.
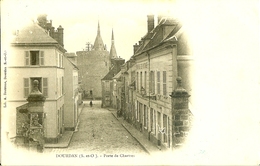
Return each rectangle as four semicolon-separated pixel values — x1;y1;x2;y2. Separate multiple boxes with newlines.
76;21;110;99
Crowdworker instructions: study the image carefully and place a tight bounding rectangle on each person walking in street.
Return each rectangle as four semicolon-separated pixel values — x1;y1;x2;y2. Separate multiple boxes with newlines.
90;100;93;107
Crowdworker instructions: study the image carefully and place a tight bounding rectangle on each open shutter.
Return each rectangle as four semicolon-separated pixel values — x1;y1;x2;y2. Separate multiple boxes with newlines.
24;78;29;97
163;71;167;96
40;51;44;65
25;51;29;66
157;71;160;94
42;78;48;97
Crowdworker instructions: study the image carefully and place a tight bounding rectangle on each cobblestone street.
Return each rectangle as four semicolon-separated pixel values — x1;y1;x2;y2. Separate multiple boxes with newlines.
45;101;147;155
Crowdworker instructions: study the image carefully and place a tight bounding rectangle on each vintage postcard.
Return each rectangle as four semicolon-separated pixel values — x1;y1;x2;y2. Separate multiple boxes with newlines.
1;0;260;165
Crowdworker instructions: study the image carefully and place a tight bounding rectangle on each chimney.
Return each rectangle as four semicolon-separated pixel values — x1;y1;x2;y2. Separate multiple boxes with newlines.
147;15;154;33
133;43;139;54
57;25;64;47
37;14;47;29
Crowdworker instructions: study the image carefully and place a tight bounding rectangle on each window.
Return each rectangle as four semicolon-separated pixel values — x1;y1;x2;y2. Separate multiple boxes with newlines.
150;108;153;132
25;51;44;66
136;72;139;91
163;71;167;96
149;71;155;93
42;78;48;96
24;77;48;97
24;78;29;97
61;77;64;94
139;103;142;122
140;72;142;90
157;111;161;137
136;101;139;121
163;114;168;143
157;71;160;94
136;101;138;120
30;51;39;65
144;71;147;91
144;105;147;128
131;71;135;82
154;109;156;134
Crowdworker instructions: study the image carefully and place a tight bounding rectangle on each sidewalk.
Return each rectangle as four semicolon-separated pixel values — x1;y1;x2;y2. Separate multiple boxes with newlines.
108;108;162;155
44;103;85;148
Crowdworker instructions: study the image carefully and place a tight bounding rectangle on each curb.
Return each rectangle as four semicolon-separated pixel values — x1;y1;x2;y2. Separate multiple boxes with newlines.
121;123;150;155
110;111;150;155
44;131;74;148
45;104;85;149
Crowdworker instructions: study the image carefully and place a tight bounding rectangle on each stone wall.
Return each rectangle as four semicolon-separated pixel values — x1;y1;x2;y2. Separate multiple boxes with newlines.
77;50;109;99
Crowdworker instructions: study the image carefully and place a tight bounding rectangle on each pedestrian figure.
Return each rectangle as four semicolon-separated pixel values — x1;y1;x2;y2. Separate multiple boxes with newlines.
90;100;93;107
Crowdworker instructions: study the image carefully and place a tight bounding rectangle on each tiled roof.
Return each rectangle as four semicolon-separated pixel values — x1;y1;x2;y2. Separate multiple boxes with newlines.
12;22;58;44
134;17;181;55
101;66;118;80
93;21;105;51
113;71;121;79
66;57;79;70
102;58;124;80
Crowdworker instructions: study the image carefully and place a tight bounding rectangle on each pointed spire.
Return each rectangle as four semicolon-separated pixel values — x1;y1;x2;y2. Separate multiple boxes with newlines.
111;28;114;40
109;28;118;59
97;20;100;35
93;21;105;51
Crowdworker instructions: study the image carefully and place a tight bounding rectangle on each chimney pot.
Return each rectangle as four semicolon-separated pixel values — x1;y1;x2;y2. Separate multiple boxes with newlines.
147;15;154;33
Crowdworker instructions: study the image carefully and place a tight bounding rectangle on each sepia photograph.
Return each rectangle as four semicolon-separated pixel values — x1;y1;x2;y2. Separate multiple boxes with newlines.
1;0;260;165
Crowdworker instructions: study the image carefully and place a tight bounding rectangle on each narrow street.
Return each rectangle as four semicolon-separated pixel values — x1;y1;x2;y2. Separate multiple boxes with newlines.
45;101;147;155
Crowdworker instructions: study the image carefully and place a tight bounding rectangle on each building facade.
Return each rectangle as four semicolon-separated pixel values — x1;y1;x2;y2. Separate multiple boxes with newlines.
120;15;193;149
8;22;67;143
64;53;79;131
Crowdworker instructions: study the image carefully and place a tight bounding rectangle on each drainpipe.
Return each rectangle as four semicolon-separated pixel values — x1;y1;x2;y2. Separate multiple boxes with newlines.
146;51;151;139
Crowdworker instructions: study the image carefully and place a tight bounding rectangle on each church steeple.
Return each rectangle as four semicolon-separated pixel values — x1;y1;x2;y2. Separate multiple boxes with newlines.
109;29;117;59
97;21;100;35
93;21;105;51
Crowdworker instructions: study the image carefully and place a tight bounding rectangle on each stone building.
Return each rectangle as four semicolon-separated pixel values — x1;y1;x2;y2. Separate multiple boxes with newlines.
120;15;193;150
8;21;67;143
101;30;125;107
76;22;110;99
63;53;79;131
112;71;122;110
120;58;136;123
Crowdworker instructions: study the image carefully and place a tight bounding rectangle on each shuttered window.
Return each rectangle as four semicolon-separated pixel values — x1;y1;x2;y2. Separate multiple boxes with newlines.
24;78;29;97
40;51;44;65
25;51;29;66
163;71;167;96
157;71;160;94
149;71;155;93
42;78;48;97
136;72;139;91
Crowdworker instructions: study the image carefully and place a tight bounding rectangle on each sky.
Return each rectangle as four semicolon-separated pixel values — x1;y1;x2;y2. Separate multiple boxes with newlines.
2;0;260;164
2;0;186;60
